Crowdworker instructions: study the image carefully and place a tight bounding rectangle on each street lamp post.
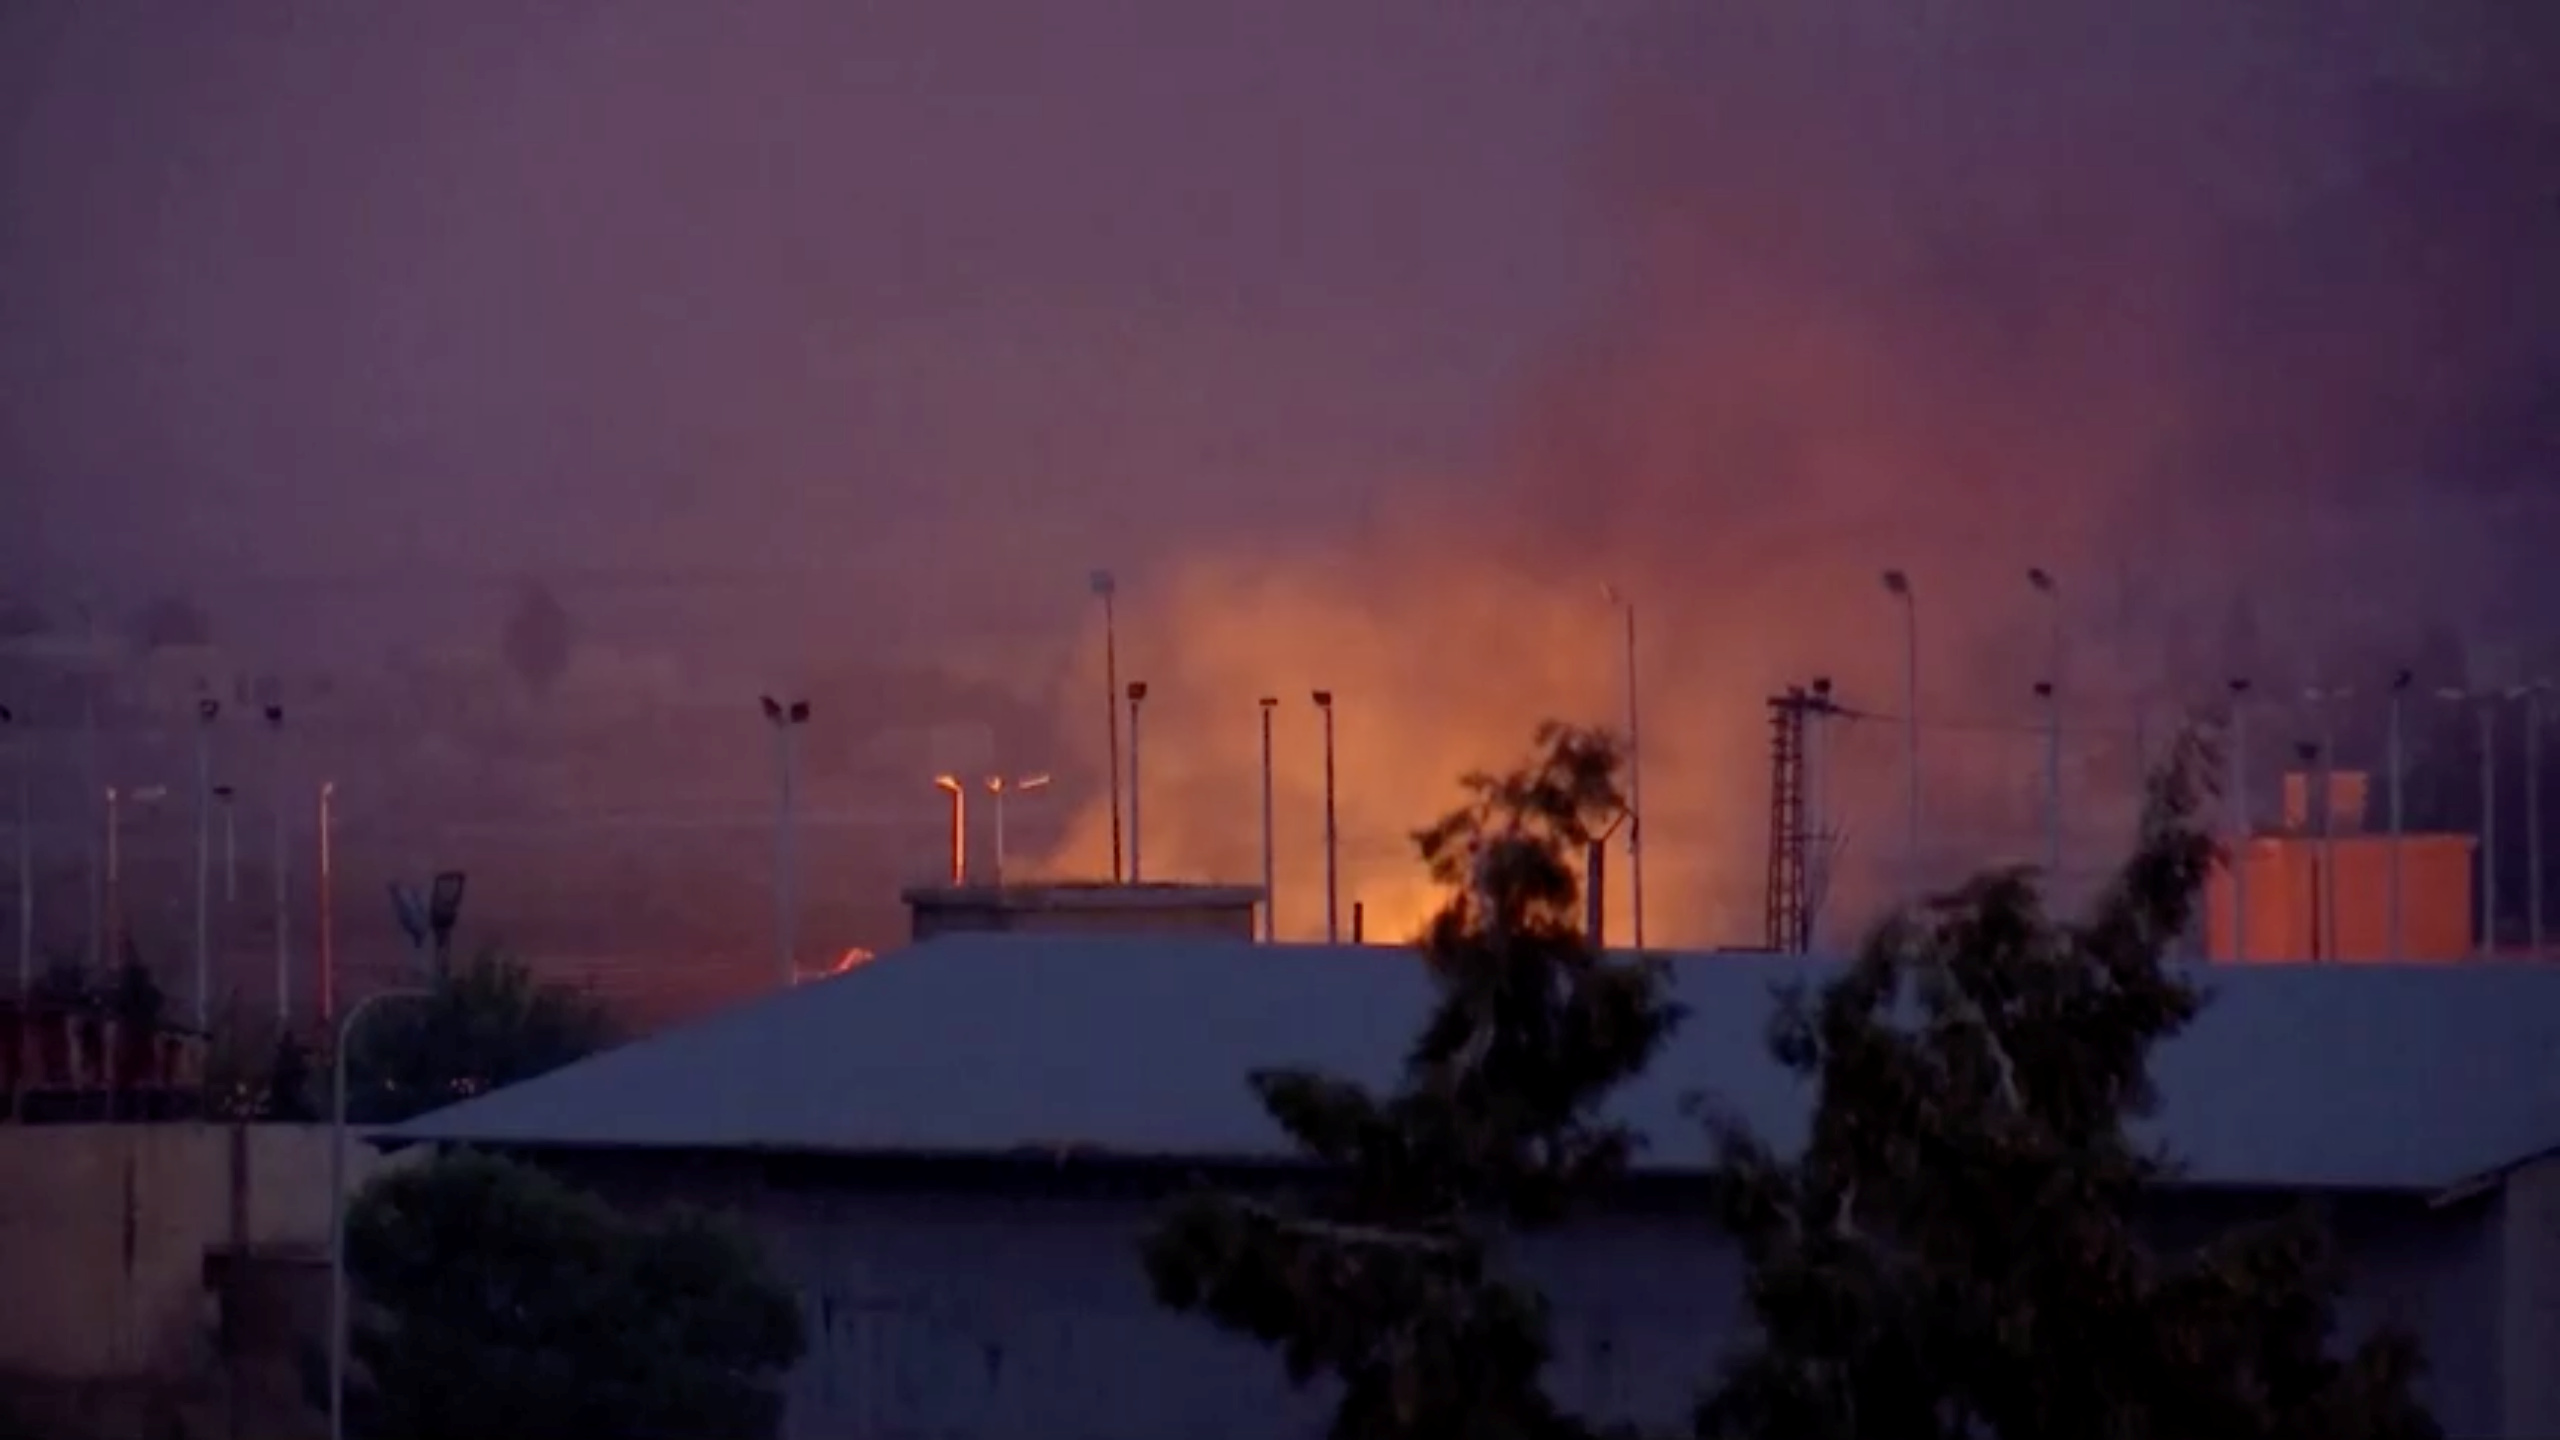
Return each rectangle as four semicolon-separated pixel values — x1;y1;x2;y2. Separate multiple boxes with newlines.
1090;571;1124;884
329;986;431;1440
2028;568;2062;881
932;774;967;884
2526;681;2549;956
1313;690;1339;943
2303;685;2351;962
985;773;1052;887
2387;669;2412;960
264;705;292;1028
1602;586;1645;949
1258;696;1278;942
3;706;27;994
1881;570;1920;892
317;780;337;1024
759;696;811;988
2228;678;2253;961
1125;682;1148;882
193;698;218;1031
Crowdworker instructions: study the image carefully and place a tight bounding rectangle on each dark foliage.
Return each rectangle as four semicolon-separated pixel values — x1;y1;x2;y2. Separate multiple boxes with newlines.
502;579;574;694
1144;723;1681;1440
1694;730;2442;1440
342;1150;804;1440
346;946;615;1124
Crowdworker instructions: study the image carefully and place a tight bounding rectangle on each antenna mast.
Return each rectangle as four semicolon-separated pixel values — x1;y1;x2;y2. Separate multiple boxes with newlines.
1765;686;1812;952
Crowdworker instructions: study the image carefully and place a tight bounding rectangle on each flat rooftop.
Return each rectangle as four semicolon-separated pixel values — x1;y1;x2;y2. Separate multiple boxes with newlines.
899;881;1265;912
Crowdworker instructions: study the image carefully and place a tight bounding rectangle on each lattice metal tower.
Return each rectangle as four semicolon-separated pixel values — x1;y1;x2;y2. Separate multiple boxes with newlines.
1765;686;1811;952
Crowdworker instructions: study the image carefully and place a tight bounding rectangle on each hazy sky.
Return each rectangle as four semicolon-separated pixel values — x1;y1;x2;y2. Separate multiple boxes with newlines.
6;0;2557;943
1;0;1627;619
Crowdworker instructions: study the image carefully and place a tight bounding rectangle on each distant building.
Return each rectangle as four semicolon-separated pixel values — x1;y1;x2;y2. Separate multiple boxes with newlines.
382;936;2560;1439
898;881;1262;942
2204;767;2480;962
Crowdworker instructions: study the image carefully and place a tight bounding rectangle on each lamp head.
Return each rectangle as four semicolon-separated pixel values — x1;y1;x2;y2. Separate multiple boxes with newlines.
1020;774;1053;793
1088;569;1116;598
0;704;11;725
2228;677;2252;696
758;695;782;721
1258;695;1278;709
262;704;283;726
2033;681;2054;699
1882;569;1911;596
2027;566;2055;593
2392;668;2414;693
1311;689;1334;708
933;773;963;796
212;784;233;801
197;698;220;722
1126;681;1148;702
788;700;811;724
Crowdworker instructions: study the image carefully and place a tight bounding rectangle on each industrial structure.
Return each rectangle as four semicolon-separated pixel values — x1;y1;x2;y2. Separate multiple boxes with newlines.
898;881;1263;942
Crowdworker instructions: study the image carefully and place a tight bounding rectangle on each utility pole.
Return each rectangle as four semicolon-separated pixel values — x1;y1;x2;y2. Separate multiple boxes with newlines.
759;696;811;988
1090;571;1124;883
1258;696;1278;941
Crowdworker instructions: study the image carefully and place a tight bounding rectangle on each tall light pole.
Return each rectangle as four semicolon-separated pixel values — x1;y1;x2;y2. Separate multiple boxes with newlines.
104;783;122;964
2443;687;2496;956
2228;677;2253;961
1313;689;1339;943
2295;738;2330;961
932;774;968;884
2387;669;2411;961
213;785;238;906
263;704;292;1029
1090;570;1124;884
985;772;1052;887
2303;685;2350;963
1125;682;1149;882
2529;681;2548;956
1881;570;1920;892
2027;567;2062;880
317;780;337;1023
330;985;430;1440
193;698;218;1031
1602;585;1645;949
4;705;27;995
1258;696;1278;942
759;696;811;987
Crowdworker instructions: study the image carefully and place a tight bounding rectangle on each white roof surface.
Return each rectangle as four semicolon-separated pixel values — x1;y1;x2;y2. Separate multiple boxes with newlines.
380;934;2560;1194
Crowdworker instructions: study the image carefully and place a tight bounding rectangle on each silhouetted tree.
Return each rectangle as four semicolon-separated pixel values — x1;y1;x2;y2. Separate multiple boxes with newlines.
345;946;615;1123
1694;732;2441;1440
341;1151;804;1439
501;579;574;694
1144;724;1680;1440
131;594;212;651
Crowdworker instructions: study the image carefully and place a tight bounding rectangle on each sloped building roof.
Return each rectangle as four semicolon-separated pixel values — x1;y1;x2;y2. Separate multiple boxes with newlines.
380;933;2560;1194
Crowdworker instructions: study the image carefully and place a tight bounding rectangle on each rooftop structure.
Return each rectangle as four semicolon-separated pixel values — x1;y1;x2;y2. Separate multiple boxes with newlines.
384;932;2560;1196
897;881;1263;943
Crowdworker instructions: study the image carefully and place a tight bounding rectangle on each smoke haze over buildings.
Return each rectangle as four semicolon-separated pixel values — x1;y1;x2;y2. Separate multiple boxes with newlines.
2;0;2555;965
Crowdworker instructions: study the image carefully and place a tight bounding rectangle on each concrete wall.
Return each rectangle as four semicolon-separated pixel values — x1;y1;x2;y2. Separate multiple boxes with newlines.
0;1125;395;1380
557;1160;2515;1440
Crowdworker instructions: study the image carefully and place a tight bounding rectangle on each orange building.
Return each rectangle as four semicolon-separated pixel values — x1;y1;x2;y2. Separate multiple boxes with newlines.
2203;832;2476;963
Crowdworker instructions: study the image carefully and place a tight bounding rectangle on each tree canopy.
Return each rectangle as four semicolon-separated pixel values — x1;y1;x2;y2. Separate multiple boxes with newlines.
1694;731;2442;1440
346;947;616;1124
342;1150;804;1440
1144;723;1681;1440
